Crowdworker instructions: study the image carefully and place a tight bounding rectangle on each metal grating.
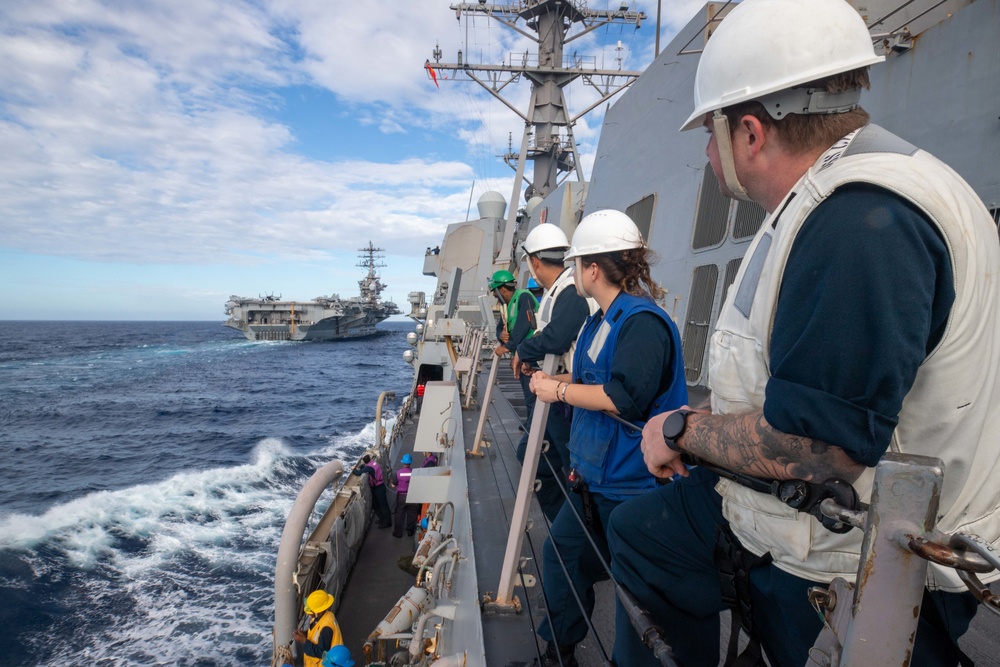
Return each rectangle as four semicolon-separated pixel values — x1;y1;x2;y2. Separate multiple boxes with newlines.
692;166;731;249
626;194;656;241
721;257;742;309
732;201;766;240
682;264;719;384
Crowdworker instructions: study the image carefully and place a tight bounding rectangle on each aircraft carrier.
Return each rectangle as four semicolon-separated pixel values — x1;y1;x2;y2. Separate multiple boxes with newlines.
224;242;399;341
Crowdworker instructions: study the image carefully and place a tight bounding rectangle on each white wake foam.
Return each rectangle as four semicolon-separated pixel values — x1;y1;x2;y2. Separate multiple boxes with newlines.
0;424;382;665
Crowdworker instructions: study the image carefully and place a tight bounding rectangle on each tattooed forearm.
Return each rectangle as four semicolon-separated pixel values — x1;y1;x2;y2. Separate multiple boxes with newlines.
682;410;866;483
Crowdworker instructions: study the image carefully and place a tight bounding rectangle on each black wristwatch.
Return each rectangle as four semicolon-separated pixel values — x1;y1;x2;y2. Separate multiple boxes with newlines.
662;409;693;452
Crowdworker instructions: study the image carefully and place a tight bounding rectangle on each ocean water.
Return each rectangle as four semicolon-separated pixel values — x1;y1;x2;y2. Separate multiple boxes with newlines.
0;320;415;666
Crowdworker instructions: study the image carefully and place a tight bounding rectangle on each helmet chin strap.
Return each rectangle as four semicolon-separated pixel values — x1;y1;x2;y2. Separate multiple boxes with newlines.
526;256;539;283
573;257;591;299
712;111;752;202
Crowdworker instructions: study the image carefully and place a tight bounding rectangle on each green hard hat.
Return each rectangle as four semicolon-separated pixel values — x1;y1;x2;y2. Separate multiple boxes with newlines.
488;270;516;290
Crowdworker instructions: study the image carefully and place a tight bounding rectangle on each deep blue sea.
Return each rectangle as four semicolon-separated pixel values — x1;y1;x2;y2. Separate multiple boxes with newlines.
0;320;414;666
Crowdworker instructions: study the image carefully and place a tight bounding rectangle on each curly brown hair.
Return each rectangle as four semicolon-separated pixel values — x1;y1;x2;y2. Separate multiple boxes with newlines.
581;246;665;303
723;67;871;153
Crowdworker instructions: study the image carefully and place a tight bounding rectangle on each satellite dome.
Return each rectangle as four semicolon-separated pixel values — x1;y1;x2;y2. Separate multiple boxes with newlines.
477;191;507;220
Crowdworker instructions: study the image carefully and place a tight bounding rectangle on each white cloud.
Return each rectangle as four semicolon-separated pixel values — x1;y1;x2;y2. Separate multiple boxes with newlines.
0;0;483;266
0;0;690;317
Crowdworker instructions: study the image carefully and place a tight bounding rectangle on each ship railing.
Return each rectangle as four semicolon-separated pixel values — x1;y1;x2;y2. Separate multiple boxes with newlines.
387;392;414;457
375;390;397;453
489;353;561;609
272;460;354;666
361;385;476;665
473;352;615;662
456;325;490;409
476;354;618;664
479;362;1000;666
803;454;1000;666
271;388;418;667
497;50;599;72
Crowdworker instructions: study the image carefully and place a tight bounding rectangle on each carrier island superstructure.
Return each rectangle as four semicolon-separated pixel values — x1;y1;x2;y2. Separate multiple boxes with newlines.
224;242;399;341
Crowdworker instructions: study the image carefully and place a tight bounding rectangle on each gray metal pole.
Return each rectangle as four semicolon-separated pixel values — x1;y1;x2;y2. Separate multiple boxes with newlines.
495;353;559;606
841;455;942;664
463;329;485;409
375;390;396;451
808;453;944;666
495;102;537;269
470;353;503;456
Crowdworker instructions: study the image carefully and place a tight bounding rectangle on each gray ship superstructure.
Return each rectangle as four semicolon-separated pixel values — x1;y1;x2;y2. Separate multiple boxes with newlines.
224;242;399;341
270;2;1000;666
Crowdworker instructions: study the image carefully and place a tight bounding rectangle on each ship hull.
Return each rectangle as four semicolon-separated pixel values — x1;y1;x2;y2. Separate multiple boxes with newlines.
224;312;389;341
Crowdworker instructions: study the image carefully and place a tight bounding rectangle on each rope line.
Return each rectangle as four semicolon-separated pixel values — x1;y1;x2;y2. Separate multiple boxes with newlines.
486;368;617;664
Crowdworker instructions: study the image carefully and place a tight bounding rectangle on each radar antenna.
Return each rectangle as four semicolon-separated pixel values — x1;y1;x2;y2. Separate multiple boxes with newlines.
430;0;646;268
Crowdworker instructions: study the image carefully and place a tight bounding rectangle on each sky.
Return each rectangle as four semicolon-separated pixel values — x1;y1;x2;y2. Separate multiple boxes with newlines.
0;0;705;321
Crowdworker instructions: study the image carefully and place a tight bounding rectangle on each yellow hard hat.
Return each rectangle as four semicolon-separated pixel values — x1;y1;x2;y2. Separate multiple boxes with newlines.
304;590;334;615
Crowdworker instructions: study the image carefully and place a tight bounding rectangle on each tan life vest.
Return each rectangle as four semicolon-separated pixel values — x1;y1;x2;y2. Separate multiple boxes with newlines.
708;125;1000;591
534;266;598;374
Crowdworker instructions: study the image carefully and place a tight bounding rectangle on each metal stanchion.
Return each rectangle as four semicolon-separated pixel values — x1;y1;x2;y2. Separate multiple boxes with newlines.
490;353;559;607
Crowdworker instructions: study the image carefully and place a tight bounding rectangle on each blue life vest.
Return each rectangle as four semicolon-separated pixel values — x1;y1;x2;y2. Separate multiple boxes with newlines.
569;292;688;499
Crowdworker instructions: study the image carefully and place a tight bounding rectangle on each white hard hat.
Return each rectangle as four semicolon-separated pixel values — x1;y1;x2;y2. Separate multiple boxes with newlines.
680;0;884;131
565;210;643;261
521;223;570;259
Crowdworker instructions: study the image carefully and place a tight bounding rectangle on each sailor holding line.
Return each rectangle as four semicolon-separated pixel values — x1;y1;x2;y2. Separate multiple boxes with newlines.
510;223;594;521
528;210;688;666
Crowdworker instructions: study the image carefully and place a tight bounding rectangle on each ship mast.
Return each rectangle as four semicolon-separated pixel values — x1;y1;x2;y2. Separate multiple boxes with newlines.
357;241;388;308
431;0;646;267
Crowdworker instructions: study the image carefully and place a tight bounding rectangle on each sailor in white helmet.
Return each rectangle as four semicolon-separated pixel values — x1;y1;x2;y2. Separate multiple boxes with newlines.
512;222;595;522
530;210;688;667
607;0;1000;666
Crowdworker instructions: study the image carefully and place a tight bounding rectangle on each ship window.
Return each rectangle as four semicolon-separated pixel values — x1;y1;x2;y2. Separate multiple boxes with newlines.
682;264;719;384
692;166;731;250
721;257;742;308
732;201;766;240
625;194;656;241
